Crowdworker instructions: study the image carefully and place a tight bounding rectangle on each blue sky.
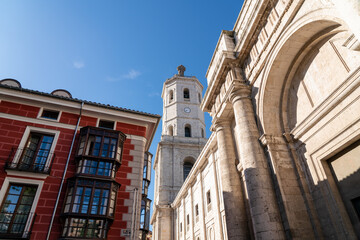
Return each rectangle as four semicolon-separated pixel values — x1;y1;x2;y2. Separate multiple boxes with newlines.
0;0;243;227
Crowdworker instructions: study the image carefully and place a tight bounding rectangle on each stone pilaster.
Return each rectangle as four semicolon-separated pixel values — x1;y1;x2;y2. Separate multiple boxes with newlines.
260;134;316;239
229;66;285;239
213;119;249;240
154;205;172;240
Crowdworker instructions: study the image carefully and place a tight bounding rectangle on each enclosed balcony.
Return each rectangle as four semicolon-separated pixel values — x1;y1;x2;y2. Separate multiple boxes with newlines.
142;152;152;197
76;126;126;163
62;177;119;219
74;126;126;180
140;198;151;240
60;126;125;239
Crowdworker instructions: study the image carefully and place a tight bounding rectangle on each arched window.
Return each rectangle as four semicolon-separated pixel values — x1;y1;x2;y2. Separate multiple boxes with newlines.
208;228;214;240
168;125;174;136
198;93;201;103
201;128;204;138
184;88;189;100
185;125;191;137
183;157;194;181
169;90;174;103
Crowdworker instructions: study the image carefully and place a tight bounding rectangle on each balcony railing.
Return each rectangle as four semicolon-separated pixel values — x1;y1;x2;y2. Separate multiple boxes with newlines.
5;147;55;174
0;211;36;239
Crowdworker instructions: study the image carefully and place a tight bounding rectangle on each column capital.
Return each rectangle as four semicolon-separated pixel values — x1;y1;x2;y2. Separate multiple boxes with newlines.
227;60;242;69
211;119;232;132
229;81;252;104
226;63;246;82
259;134;285;146
283;132;297;143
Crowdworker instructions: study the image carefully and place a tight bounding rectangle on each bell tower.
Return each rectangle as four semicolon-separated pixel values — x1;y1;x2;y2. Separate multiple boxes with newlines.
151;65;207;240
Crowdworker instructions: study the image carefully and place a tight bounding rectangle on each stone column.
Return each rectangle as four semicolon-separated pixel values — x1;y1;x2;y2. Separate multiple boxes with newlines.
214;119;249;239
228;66;285;239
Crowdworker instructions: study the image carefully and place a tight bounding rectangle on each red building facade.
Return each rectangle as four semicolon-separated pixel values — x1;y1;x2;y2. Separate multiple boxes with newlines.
0;79;159;240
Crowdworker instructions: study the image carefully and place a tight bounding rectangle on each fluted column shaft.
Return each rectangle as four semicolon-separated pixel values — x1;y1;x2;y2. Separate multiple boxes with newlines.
229;68;285;239
214;120;249;239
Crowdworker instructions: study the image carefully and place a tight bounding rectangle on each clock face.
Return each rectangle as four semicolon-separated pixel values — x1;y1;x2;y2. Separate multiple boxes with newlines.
184;107;191;113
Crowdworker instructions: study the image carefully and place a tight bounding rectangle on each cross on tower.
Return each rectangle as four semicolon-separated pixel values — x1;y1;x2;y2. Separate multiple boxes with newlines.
177;65;186;76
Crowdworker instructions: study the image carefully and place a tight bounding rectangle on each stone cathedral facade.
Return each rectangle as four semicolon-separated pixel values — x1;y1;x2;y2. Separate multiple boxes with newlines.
152;0;360;239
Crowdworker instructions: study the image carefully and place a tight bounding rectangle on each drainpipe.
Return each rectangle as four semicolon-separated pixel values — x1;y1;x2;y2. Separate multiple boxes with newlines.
130;188;139;240
46;101;84;240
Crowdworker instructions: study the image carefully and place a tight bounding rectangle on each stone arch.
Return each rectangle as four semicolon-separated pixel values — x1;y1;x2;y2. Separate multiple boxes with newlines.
168;125;174;136
184;88;190;100
257;9;360;239
185;124;191;137
169;90;174;103
258;10;348;136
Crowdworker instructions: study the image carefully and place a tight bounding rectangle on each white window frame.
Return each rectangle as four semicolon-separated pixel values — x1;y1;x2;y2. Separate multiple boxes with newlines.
37;107;62;122
0;177;44;238
11;126;60;174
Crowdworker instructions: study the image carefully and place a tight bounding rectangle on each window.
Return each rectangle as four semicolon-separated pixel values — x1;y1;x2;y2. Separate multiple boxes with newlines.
63;179;119;218
61;218;109;239
195;204;199;222
201;128;204;138
185;125;191;137
40;109;59;120
142;179;150;196
79;135;117;159
206;190;212;212
76;127;125;162
198;93;201;103
184;88;189;100
168;125;174;136
12;132;54;173
208;228;214;240
169;90;174;103
0;184;37;237
6;126;60;176
183;162;193;181
180;222;182;232
206;190;211;204
77;159;116;178
143;152;152;182
140;198;151;231
186;214;190;231
98;120;115;130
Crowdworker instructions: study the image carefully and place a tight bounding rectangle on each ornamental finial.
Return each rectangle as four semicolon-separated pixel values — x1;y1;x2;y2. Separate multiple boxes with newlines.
177;65;186;76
